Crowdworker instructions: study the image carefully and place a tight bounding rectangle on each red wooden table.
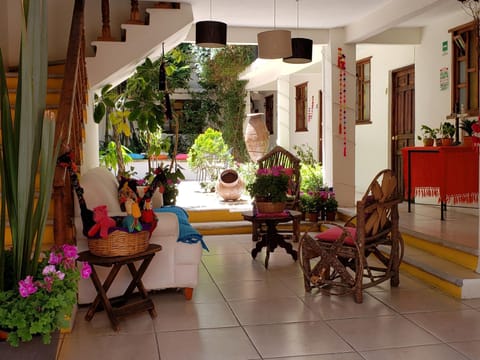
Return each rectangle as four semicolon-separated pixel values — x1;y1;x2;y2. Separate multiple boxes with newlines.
401;146;478;219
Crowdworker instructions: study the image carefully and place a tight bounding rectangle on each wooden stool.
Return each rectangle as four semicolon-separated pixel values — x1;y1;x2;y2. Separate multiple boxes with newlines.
78;244;162;331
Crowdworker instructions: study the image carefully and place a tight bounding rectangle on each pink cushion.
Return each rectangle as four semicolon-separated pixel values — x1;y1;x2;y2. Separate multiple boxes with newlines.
175;153;188;160
315;227;357;246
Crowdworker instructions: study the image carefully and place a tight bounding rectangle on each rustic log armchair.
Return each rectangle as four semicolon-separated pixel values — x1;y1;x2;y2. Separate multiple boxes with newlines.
298;169;404;303
251;146;301;242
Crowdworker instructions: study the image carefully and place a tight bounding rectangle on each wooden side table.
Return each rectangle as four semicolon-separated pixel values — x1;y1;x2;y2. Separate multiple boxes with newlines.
242;210;300;268
78;243;162;331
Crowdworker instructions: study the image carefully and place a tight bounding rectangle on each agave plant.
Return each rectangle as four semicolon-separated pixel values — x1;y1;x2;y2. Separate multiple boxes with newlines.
0;0;59;290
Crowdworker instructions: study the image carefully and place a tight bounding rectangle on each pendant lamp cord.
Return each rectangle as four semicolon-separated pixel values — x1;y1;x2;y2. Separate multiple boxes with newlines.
296;0;299;29
273;0;276;28
210;0;213;19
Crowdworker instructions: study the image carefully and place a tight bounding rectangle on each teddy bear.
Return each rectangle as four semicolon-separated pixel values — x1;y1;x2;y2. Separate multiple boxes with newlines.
87;205;116;239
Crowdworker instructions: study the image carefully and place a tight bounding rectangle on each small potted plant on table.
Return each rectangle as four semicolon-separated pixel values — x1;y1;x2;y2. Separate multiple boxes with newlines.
459;118;477;147
417;125;438;146
440;122;456;146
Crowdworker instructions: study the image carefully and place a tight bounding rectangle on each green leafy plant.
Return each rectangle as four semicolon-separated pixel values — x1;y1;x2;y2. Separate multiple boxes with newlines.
460;118;477;136
0;245;91;346
246;166;293;203
440;122;456;138
324;191;338;212
99;141;133;174
293;144;324;193
187;128;233;185
417;124;438;141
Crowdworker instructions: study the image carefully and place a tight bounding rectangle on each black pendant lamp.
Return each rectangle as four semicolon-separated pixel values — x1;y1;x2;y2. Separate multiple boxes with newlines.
196;21;227;48
283;0;313;64
195;0;227;48
284;38;313;63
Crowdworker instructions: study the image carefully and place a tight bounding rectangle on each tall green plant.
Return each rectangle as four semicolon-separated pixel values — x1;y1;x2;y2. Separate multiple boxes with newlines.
0;0;59;290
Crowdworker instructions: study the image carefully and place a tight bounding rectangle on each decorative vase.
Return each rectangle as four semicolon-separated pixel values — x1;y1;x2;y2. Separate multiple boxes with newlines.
244;113;269;161
216;169;245;201
256;201;286;213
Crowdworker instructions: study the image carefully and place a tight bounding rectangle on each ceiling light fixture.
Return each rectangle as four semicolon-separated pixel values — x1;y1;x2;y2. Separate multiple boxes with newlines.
283;0;313;63
257;0;292;59
195;0;227;48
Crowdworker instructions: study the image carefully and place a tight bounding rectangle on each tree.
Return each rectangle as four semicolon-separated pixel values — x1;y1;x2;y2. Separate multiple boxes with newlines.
197;45;257;162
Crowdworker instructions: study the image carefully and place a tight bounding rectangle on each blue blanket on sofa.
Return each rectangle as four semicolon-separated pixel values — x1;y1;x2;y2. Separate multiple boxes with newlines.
154;206;209;251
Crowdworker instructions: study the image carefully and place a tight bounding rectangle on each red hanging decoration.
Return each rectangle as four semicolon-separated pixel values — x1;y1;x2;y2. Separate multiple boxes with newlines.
337;48;347;157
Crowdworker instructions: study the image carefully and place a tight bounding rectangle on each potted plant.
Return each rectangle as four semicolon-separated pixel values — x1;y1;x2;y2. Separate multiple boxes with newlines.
0;1;91;348
247;165;293;213
324;190;338;221
417;125;438;146
459;118;477;146
440;122;456;146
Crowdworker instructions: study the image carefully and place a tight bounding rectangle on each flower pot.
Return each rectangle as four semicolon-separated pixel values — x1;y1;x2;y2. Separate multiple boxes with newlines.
462;136;474;147
326;210;337;221
0;330;60;358
441;138;453;146
216;169;245;201
423;138;434;146
306;212;319;222
256;201;286;213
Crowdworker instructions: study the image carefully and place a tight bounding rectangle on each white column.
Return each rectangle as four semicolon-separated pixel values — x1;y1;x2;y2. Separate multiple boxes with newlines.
276;76;290;148
323;28;356;207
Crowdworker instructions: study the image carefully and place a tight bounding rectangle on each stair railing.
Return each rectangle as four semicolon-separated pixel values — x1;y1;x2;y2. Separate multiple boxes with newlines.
53;0;88;245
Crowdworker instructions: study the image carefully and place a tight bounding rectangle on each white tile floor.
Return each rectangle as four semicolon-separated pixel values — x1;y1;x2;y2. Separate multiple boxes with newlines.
56;180;480;359
57;228;480;360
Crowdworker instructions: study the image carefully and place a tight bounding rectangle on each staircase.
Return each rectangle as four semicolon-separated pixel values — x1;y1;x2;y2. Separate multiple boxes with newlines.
86;3;193;90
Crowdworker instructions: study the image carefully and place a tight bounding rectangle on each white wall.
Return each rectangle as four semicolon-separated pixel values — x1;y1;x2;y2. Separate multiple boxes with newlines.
355;44;416;194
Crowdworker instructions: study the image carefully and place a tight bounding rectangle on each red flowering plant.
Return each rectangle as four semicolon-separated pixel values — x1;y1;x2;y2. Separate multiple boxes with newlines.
0;244;91;347
471;118;480;145
247;165;294;203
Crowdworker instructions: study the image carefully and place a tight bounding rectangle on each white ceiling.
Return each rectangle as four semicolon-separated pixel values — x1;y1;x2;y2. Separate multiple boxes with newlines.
179;0;462;30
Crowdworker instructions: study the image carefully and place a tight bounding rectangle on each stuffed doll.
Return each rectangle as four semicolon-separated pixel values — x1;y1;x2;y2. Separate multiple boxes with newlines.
122;198;143;232
87;205;116;239
118;177;139;212
141;198;155;224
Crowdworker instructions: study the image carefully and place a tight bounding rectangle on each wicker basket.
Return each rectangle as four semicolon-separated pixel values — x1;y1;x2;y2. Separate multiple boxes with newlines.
88;230;150;257
256;201;286;214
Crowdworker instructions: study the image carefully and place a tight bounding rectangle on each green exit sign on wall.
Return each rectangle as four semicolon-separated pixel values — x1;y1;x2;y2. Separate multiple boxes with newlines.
442;41;448;55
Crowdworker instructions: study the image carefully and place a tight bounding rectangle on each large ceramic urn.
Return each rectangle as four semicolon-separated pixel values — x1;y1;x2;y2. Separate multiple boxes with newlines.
244;113;269;161
216;169;245;201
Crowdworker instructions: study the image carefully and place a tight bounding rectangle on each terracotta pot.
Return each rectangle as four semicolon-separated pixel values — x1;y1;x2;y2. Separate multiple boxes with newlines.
256;201;286;213
441;138;453;146
326;211;336;221
216;169;245;201
462;136;474;147
423;138;434;146
244;113;269;161
306;212;319;222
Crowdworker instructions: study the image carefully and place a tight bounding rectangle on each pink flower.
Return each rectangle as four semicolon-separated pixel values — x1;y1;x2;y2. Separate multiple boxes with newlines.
42;276;54;292
62;244;78;260
49;251;63;265
19;276;38;298
283;168;294;176
81;262;92;279
56;271;65;280
42;264;57;276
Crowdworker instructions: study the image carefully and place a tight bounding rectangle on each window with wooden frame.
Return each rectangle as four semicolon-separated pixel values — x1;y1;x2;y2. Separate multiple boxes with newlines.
295;82;308;131
356;57;371;124
450;21;478;116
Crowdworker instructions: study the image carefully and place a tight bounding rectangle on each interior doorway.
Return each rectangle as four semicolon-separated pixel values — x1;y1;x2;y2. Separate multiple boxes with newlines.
391;64;415;196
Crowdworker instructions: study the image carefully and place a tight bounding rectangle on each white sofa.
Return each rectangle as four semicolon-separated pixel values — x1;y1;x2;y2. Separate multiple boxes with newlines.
74;167;203;304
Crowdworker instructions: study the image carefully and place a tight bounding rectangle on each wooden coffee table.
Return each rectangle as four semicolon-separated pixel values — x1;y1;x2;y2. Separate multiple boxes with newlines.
78;244;162;331
242;210;300;268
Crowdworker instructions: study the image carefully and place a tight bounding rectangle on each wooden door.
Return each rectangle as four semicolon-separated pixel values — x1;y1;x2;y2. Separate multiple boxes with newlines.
264;95;274;134
391;65;415;196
